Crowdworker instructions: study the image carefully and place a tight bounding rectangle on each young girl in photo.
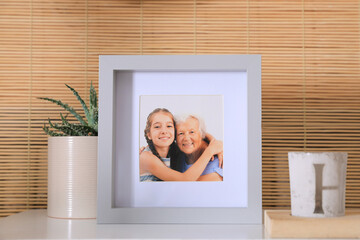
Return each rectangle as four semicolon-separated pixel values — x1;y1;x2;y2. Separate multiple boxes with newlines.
139;108;222;182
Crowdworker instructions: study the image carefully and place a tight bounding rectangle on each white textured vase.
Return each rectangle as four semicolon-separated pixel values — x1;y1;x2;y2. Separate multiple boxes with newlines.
288;152;347;218
48;136;97;219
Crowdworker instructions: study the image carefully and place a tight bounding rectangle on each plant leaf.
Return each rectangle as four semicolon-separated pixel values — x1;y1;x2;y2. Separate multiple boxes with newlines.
38;97;87;126
88;82;98;128
43;124;66;136
90;82;98;110
60;113;70;125
48;119;70;136
93;119;98;132
51;121;81;136
69;124;98;136
65;84;90;126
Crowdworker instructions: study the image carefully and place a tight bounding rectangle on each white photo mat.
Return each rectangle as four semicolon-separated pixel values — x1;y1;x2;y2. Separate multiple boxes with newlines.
115;71;245;208
98;55;262;224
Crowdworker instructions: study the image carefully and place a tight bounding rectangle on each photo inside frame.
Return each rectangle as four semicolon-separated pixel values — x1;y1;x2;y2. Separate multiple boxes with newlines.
139;95;224;183
114;70;248;208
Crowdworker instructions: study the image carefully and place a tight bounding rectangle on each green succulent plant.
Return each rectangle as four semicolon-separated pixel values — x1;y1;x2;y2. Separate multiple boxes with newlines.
39;83;98;136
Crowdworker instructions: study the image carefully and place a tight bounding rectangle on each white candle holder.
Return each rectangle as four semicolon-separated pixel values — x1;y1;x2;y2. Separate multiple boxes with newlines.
288;152;347;218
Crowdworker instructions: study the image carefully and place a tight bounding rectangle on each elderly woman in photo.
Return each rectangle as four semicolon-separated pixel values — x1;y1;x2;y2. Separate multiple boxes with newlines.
139;108;223;182
173;114;223;181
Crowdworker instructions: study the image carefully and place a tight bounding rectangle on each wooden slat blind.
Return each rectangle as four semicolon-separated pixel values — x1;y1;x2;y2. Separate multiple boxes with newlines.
1;0;360;217
304;0;360;207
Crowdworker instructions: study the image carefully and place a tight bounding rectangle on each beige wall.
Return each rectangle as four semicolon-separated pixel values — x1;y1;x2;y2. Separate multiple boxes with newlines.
1;0;360;217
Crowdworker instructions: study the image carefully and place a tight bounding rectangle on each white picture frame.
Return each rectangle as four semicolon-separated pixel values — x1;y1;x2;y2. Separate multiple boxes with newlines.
97;55;262;224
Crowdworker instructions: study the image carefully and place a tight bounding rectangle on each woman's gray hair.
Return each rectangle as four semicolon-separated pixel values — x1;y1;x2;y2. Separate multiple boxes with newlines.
174;114;206;139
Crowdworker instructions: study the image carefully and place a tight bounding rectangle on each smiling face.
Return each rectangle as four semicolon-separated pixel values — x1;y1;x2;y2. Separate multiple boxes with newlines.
176;117;203;155
147;112;175;149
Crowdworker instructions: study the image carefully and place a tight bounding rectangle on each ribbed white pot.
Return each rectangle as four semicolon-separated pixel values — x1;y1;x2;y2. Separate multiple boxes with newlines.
47;136;97;219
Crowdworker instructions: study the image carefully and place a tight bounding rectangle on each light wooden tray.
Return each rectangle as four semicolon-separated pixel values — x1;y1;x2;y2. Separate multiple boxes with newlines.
265;209;360;239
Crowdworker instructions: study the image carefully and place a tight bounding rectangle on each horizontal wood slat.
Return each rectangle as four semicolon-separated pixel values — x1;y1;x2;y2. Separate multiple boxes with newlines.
1;0;360;217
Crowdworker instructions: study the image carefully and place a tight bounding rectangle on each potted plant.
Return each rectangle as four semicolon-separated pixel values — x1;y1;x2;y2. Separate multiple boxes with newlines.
39;83;98;219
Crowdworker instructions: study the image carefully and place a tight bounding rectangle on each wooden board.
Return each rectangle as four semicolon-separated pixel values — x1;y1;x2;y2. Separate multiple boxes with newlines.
265;209;360;239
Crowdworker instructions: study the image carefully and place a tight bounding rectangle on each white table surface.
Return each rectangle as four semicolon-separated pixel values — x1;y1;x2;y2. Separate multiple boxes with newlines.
0;210;265;239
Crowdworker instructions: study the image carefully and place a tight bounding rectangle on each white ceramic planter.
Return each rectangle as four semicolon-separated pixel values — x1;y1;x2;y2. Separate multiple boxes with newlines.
288;152;347;218
48;136;97;219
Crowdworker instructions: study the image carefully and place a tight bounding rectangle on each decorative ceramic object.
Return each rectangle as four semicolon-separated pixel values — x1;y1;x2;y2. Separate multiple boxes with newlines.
48;136;97;219
288;152;347;218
